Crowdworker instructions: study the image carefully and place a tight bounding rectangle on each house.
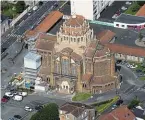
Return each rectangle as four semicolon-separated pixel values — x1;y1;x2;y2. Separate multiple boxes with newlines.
132;106;145;120
59;102;96;120
99;106;136;120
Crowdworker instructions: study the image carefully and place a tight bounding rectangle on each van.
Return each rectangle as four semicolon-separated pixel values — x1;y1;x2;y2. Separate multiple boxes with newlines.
13;95;23;101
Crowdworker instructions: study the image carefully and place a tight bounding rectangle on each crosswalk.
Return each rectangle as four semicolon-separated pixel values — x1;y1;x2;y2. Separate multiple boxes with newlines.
7;33;25;39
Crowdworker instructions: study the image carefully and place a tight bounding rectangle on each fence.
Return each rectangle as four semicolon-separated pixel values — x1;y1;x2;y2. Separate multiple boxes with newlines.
89;20;114;27
10;6;33;27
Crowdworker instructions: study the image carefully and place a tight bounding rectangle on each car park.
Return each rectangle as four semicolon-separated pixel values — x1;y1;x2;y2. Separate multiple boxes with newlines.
24;106;32;112
14;115;22;119
5;92;14;97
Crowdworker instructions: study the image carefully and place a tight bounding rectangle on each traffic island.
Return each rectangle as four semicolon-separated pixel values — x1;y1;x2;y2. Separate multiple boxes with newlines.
72;93;92;102
92;96;119;114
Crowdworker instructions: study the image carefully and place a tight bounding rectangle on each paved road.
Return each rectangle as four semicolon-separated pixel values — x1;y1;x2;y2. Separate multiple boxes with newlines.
1;1;58;54
98;1;127;21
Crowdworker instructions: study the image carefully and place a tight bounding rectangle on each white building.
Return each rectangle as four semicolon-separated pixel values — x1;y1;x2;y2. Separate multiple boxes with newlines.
70;0;114;20
24;52;41;88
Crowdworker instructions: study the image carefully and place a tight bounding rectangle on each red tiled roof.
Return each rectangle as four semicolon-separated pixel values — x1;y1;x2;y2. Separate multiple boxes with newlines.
35;34;56;51
106;43;145;57
25;11;63;37
99;106;136;120
136;4;145;17
97;30;115;44
65;15;85;27
35;11;63;33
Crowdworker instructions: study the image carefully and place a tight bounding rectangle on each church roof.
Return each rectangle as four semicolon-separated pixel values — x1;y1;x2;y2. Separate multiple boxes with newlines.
65;15;85;27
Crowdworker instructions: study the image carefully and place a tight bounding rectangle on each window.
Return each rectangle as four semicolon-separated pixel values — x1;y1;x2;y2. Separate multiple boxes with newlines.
62;59;69;75
116;24;119;27
122;25;125;27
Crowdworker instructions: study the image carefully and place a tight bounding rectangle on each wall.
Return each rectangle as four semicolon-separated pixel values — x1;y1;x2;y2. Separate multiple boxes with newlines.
71;0;94;20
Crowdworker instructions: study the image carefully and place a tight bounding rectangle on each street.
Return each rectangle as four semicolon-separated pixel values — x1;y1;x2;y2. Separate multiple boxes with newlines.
1;1;59;54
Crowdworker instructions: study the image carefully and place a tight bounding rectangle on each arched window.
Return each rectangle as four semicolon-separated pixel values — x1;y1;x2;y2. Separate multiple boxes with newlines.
62;58;69;75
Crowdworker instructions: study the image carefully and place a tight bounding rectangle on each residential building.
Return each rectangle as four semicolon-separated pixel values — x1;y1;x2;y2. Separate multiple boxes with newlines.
59;102;96;120
24;52;41;88
1;14;10;35
106;43;145;63
99;106;136;120
70;0;114;20
132;106;145;120
34;15;119;94
114;13;145;30
96;30;145;63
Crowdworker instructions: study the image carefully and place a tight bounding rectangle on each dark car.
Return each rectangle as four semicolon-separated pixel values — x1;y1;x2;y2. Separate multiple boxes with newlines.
136;69;142;73
116;99;123;106
35;105;43;111
3;95;10;100
14;115;22;119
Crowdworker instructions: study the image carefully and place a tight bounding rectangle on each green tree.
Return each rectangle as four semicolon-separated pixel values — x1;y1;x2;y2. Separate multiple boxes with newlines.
15;1;26;13
39;1;43;6
30;103;59;120
137;1;145;6
138;32;143;42
128;98;140;109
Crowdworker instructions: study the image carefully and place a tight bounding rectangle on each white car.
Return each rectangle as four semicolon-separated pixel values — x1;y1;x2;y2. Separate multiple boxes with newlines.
121;6;127;10
126;2;132;5
18;92;28;97
5;92;14;97
112;14;118;19
33;6;38;11
13;95;23;101
24;106;32;112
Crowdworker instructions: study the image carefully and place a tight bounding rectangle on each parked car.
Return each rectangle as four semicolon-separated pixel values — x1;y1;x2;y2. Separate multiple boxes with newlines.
14;115;22;119
121;6;127;10
35;105;43;111
1;98;8;103
126;1;132;5
5;92;14;97
24;106;32;112
18;92;27;97
33;6;38;11
3;95;10;100
112;104;117;109
116;99;123;106
13;95;23;101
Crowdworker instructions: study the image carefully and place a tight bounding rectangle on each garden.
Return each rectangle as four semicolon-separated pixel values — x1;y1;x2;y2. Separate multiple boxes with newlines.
125;1;145;15
72;92;92;101
1;1;26;19
91;96;119;114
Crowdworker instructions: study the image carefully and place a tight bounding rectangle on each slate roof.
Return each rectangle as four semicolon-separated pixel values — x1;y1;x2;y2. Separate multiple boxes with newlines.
115;13;145;24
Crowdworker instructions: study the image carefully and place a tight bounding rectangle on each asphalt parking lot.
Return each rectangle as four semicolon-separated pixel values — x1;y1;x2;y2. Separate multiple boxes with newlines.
99;1;131;21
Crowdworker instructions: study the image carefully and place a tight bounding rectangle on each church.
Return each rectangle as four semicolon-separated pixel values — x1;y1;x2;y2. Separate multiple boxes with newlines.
33;14;119;94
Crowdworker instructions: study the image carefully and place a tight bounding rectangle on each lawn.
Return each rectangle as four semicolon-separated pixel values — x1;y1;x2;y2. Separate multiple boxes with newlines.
72;93;92;101
125;2;141;15
139;77;145;81
95;96;119;113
